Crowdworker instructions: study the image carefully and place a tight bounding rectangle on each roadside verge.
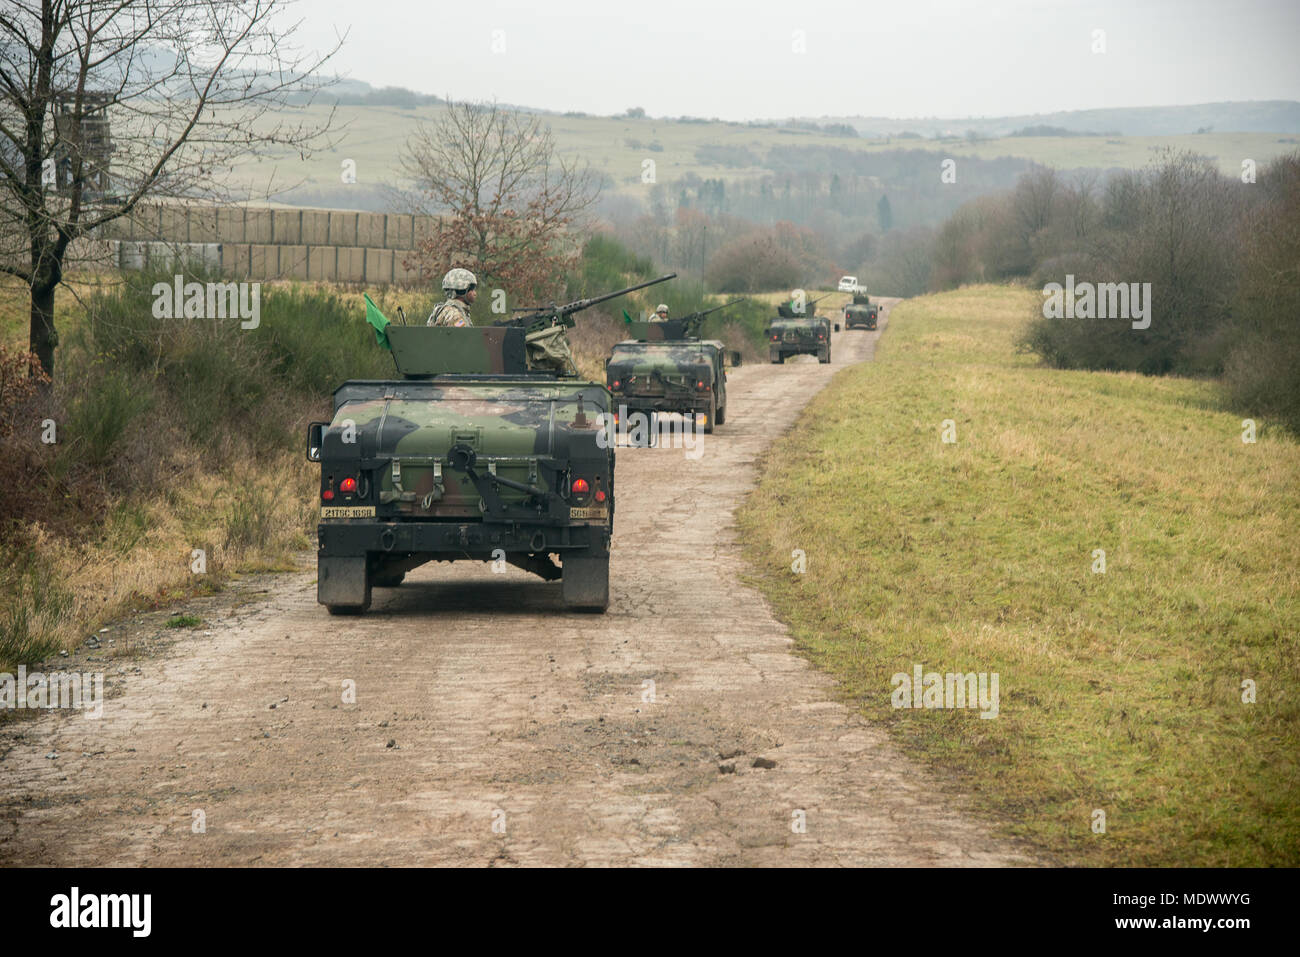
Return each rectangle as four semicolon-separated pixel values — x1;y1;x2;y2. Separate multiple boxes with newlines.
736;284;1300;866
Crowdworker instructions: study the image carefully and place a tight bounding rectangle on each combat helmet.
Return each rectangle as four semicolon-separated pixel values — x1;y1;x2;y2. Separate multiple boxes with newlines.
442;267;477;293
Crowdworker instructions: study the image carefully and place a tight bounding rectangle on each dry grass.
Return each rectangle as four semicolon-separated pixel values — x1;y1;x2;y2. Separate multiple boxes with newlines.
2;451;315;668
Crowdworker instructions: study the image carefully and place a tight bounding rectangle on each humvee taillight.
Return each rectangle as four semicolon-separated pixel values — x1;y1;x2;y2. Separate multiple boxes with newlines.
697;380;706;390
612;379;621;389
571;478;590;495
322;489;335;501
595;490;606;503
340;477;358;493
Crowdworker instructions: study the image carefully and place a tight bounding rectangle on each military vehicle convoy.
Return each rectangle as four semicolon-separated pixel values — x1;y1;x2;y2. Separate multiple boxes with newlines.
844;292;878;330
605;300;744;434
309;275;673;615
767;294;837;364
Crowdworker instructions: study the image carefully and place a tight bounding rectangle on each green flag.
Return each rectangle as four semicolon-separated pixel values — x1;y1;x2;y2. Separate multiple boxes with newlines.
364;293;391;350
622;309;633;324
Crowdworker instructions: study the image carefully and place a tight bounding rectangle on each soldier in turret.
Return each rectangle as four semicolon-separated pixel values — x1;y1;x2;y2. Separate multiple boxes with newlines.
428;267;477;326
650;303;670;322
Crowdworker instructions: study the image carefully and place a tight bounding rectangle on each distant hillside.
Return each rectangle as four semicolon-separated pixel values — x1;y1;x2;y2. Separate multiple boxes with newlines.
310;81;1300;138
816;101;1300;138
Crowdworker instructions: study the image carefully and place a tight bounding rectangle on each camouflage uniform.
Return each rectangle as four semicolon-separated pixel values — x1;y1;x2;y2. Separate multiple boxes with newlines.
428;298;473;327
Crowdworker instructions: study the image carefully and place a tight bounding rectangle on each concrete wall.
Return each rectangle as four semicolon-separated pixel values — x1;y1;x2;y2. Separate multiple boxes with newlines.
96;203;436;285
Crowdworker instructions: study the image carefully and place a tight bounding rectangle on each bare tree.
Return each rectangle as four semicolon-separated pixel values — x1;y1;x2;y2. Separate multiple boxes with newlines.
1012;167;1059;244
401;100;600;303
0;0;342;378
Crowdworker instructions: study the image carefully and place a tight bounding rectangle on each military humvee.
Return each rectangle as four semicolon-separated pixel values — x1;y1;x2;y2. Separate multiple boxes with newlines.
767;294;838;364
605;305;743;435
844;297;878;330
308;276;673;615
767;315;836;363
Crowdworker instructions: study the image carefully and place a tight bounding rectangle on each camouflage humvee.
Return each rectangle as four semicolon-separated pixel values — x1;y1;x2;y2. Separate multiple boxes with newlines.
767;295;838;364
605;306;743;435
844;298;878;330
767;315;836;363
308;276;673;614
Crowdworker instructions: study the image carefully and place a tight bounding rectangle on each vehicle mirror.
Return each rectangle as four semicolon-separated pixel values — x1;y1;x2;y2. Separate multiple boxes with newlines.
307;422;325;462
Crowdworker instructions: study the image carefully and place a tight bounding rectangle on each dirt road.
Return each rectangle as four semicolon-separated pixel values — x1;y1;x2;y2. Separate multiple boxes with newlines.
0;298;1033;866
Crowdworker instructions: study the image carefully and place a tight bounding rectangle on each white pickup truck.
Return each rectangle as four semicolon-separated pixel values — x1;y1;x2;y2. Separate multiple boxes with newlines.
837;276;867;294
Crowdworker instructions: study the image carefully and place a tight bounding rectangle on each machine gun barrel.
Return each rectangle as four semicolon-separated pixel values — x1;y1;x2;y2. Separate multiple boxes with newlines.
679;297;746;326
500;273;677;332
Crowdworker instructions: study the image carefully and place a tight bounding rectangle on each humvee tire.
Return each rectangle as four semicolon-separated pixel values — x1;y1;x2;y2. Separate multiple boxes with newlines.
819;347;831;364
562;550;610;611
320;556;371;614
704;394;717;435
715;402;726;426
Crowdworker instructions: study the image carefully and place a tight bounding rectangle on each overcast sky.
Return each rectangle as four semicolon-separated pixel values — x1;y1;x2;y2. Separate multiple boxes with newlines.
290;0;1300;119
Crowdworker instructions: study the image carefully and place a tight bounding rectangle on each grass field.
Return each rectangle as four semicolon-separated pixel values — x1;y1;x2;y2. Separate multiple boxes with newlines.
737;285;1300;866
230;103;1300;207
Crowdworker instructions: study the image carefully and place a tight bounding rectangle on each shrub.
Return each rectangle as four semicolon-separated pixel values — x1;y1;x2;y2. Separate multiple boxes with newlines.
1224;153;1300;434
706;233;800;292
223;485;280;552
1019;152;1248;375
64;365;154;468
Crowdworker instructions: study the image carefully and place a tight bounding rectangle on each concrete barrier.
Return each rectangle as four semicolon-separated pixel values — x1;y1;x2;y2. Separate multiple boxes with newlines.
357;213;385;248
249;244;279;277
78;203;435;284
300;210;329;246
158;206;189;243
328;211;358;247
217;208;245;244
190;207;219;243
281;245;309;280
308;246;337;281
272;210;302;245
393;251;424;285
245;209;273;244
365;248;393;284
337;247;365;282
385;214;413;250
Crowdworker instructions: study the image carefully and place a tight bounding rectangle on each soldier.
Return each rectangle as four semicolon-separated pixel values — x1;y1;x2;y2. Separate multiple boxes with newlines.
650;303;670;322
428;267;477;326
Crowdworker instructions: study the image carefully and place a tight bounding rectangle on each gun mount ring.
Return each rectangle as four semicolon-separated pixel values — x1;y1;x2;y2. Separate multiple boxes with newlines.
380;527;396;552
530;531;546;552
448;444;477;472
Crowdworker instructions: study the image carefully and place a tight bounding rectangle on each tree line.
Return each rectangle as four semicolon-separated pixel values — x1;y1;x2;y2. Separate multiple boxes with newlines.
920;151;1299;432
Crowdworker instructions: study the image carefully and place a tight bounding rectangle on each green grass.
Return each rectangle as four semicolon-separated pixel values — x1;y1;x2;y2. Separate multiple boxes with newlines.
737;285;1300;866
164;614;202;628
0;559;77;667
